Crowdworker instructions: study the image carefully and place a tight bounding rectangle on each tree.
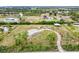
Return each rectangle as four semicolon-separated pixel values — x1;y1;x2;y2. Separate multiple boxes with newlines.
46;33;56;41
70;11;79;21
46;33;57;49
0;46;8;52
14;31;28;46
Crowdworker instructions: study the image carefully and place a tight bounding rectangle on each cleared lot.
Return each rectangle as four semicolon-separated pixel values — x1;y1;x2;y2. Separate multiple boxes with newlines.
0;24;79;52
0;25;58;52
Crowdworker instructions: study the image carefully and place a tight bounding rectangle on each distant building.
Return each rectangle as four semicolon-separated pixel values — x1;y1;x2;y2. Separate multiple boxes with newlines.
62;16;70;20
41;13;49;19
4;18;20;23
41;13;53;21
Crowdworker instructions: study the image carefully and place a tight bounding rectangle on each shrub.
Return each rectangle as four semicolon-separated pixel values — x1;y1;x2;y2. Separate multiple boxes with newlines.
62;44;79;51
0;46;8;52
0;33;4;41
14;31;28;46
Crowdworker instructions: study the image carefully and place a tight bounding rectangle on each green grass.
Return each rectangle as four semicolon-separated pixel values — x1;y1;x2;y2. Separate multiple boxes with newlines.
0;26;58;52
29;30;57;51
61;25;79;51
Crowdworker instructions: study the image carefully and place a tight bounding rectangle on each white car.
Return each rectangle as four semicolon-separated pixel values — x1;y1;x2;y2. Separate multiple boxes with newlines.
54;23;61;26
4;18;20;23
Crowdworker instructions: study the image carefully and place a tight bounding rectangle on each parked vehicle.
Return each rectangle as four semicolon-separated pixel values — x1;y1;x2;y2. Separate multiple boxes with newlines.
54;23;61;26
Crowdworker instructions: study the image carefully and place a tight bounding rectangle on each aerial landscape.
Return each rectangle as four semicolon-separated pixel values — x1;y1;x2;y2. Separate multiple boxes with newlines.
0;6;79;52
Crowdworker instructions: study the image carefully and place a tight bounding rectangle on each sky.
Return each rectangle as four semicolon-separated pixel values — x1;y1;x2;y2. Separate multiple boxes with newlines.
0;0;79;6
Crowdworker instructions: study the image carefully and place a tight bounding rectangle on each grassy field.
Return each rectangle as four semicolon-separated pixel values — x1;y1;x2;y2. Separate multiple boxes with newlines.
29;30;57;51
0;24;79;52
52;24;79;51
0;25;58;52
61;25;79;51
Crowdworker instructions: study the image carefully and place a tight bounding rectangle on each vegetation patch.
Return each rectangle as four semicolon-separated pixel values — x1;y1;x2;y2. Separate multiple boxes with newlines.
29;30;57;51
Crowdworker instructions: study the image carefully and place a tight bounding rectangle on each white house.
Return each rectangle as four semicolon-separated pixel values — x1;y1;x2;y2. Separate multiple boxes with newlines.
4;18;20;23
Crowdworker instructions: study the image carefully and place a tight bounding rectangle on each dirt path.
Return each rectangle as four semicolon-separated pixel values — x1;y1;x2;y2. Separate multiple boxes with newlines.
53;31;65;52
28;28;65;52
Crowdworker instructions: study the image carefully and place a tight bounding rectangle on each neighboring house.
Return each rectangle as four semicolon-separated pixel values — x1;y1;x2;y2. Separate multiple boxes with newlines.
74;22;79;25
57;11;63;15
46;17;53;21
41;13;49;19
62;16;70;20
41;13;53;21
4;18;20;23
57;16;67;21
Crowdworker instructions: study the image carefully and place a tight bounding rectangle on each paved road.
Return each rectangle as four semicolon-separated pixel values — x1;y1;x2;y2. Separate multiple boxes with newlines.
28;28;65;52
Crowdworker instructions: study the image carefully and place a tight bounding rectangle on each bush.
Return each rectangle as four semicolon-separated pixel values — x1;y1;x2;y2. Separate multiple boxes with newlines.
0;46;8;52
62;44;79;51
14;31;28;46
21;43;51;52
0;33;4;41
